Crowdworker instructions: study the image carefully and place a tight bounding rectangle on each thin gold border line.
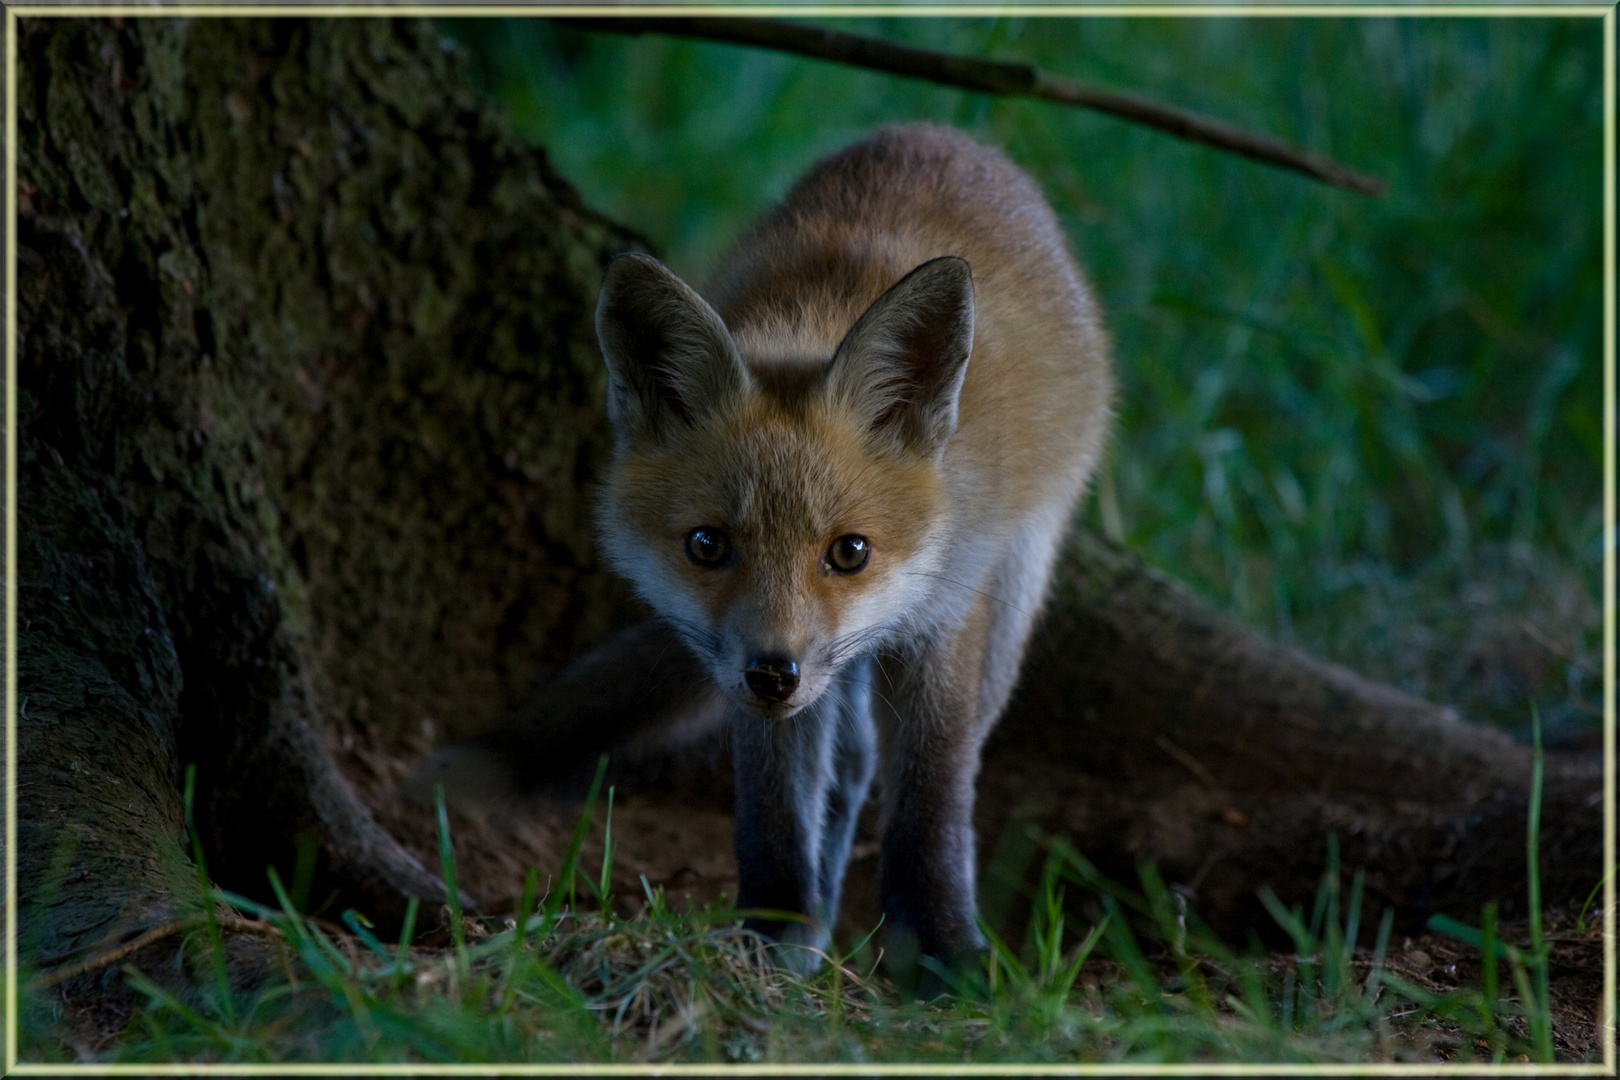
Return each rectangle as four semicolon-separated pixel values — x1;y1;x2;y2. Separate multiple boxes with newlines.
1;1066;1616;1077
6;3;20;1073
2;5;1615;17
1605;3;1617;1076
0;6;1610;1078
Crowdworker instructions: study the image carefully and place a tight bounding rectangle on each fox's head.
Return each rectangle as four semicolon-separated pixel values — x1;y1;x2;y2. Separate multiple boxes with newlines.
592;252;975;718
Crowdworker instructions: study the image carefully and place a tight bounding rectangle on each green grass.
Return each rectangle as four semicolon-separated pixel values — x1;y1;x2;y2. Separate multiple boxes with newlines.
19;730;1581;1067
437;14;1604;742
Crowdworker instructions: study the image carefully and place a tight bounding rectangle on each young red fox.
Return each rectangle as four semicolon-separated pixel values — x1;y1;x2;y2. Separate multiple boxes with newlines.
424;124;1112;973
590;124;1113;969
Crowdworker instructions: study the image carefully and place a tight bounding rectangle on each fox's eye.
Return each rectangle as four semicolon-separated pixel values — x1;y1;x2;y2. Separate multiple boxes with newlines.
825;534;871;574
685;527;732;568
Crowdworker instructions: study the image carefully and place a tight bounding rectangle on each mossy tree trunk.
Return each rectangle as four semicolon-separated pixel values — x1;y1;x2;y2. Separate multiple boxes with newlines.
13;15;646;972
8;14;1600;1009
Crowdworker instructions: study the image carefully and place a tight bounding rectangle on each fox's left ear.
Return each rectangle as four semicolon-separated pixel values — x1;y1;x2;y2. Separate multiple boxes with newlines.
596;253;749;443
825;257;974;458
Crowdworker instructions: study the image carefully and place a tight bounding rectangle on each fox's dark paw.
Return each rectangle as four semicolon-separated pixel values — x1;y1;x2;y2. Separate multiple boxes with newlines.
884;932;990;1002
742;915;832;976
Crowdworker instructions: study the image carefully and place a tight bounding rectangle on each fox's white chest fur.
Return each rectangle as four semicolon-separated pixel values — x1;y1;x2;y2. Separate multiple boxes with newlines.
593;124;1113;977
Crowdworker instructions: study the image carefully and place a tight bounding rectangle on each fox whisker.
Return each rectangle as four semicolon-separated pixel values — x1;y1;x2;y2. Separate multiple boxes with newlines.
823;624;891;668
664;616;723;653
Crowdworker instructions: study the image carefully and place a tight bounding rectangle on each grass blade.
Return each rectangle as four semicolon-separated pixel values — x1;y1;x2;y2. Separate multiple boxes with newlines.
433;783;469;985
182;764;235;1027
1480;902;1501;1057
551;755;611;921
393;895;420;992
598;785;616;908
1363;906;1395;1008
341;909;394;963
1526;702;1553;1062
1426;913;1513;961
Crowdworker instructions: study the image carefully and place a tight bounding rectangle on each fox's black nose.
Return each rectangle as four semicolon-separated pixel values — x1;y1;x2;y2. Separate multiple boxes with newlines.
744;657;799;703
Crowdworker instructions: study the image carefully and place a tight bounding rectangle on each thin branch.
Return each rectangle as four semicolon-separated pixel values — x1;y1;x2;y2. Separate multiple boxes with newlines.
555;16;1387;198
32;912;280;990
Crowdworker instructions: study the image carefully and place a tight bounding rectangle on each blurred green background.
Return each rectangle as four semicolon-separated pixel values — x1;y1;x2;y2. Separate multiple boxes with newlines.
439;15;1605;746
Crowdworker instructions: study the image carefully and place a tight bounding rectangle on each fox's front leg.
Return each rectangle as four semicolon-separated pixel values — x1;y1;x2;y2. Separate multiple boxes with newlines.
817;661;878;929
732;697;838;967
873;626;996;971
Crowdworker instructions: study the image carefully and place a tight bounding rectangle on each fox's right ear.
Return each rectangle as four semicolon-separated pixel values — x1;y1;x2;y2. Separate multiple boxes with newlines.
826;256;974;459
595;253;748;441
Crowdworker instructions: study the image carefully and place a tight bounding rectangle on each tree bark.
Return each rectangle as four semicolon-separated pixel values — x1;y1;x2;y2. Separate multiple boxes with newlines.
9;14;1600;1007
12;15;648;969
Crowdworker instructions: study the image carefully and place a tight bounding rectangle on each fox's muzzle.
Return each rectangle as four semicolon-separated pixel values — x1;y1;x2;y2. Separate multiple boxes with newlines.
743;657;800;704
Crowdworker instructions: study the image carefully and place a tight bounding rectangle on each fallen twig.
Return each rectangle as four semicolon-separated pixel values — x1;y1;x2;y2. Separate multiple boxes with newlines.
1156;732;1222;791
1520;619;1595;678
32;911;280;990
556;15;1387;197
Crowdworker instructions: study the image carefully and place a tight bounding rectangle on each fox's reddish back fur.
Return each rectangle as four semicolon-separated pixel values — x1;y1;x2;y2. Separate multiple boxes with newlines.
710;124;1113;515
